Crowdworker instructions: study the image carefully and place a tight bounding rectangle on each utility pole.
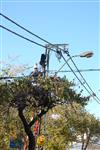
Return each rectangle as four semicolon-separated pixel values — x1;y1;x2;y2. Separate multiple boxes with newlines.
37;44;68;150
45;43;69;76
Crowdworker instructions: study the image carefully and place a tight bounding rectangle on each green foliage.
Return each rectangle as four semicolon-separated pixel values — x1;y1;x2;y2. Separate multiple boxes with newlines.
0;106;25;149
44;104;100;150
0;67;90;149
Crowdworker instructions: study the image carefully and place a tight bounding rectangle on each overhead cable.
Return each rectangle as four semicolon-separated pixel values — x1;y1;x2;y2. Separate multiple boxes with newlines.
0;14;100;104
0;13;51;45
0;25;46;48
1;24;100;104
0;25;56;53
1;25;100;104
61;53;100;104
50;69;100;73
66;52;100;103
0;13;67;50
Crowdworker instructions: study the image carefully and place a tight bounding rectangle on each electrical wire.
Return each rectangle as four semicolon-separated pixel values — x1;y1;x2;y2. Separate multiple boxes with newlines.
66;52;100;103
1;25;100;104
49;69;100;73
0;25;56;53
1;14;100;136
0;76;25;80
0;13;52;45
61;53;100;104
0;13;68;51
0;13;100;104
0;25;46;49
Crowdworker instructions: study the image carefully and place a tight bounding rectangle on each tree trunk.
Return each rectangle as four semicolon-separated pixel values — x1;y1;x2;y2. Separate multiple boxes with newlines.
28;131;35;150
18;108;36;150
81;134;85;150
83;133;91;150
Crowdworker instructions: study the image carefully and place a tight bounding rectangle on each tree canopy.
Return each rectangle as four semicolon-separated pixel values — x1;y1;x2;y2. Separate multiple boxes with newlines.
45;104;100;150
0;73;90;149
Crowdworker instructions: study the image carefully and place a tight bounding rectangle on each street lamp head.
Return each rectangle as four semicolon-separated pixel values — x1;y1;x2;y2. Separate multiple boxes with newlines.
80;51;94;58
55;50;94;75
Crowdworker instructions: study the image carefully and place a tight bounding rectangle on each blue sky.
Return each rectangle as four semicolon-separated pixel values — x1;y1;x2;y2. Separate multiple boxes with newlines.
0;0;100;117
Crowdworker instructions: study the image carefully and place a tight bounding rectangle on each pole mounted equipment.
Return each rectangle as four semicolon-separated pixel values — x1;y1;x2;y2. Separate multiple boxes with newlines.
80;51;94;58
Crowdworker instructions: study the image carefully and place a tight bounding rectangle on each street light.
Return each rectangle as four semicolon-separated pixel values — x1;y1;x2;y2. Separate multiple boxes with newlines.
79;51;94;58
67;51;94;59
55;51;94;75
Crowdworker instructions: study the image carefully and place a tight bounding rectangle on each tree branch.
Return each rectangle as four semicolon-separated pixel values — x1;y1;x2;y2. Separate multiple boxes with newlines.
18;108;30;135
29;109;48;127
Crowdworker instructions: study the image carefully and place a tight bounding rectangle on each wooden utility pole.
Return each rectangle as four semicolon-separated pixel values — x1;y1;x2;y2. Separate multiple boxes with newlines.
45;43;69;75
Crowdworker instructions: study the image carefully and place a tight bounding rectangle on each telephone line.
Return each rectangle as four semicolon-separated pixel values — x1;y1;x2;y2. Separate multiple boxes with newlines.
49;69;100;73
0;13;100;103
61;53;100;104
0;13;52;45
66;52;100;103
1;25;100;104
0;13;68;50
0;25;46;48
0;25;56;53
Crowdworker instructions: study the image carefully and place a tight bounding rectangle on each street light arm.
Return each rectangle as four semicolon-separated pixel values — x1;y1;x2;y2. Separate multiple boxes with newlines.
55;55;79;75
55;51;93;76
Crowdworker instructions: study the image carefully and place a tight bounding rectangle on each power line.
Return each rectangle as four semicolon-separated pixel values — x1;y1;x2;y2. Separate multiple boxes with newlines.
1;14;100;104
0;76;25;80
0;25;56;53
0;13;69;55
1;25;100;104
1;14;100;130
61;53;100;104
49;69;100;73
0;13;52;45
0;25;46;48
0;13;68;51
1;69;99;79
66;51;100;103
